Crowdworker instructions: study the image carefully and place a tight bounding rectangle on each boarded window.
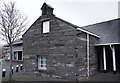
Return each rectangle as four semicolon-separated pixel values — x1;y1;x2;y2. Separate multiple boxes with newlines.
38;56;47;70
43;21;50;33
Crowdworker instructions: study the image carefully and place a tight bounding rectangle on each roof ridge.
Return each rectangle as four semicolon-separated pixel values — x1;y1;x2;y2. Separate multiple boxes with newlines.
42;2;54;9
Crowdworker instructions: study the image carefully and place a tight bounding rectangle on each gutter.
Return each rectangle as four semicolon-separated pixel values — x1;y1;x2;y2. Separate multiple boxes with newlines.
95;43;120;46
87;34;90;77
77;28;100;38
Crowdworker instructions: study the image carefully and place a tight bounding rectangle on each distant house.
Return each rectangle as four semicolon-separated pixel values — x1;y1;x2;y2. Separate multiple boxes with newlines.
3;38;23;61
22;3;120;80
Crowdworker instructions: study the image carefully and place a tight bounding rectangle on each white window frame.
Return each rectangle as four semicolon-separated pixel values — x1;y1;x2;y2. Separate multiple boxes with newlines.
43;21;50;33
38;56;47;70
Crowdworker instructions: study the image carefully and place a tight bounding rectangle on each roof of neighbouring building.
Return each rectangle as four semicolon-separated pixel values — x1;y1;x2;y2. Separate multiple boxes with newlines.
13;38;23;45
3;38;23;47
82;18;120;44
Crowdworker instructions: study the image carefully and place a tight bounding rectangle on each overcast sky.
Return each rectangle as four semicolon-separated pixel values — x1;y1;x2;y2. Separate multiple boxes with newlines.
0;0;119;45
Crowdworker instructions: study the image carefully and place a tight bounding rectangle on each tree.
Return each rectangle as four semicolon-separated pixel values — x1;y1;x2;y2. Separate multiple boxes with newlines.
0;2;27;81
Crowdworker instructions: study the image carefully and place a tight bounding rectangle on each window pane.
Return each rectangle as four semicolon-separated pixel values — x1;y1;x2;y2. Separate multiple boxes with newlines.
38;56;47;70
41;60;43;64
41;57;43;59
42;58;46;61
43;61;46;64
43;21;49;33
41;65;43;67
38;59;41;63
42;65;46;68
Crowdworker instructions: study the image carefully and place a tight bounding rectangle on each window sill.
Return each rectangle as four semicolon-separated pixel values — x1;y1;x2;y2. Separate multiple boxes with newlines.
38;68;47;70
42;32;50;34
37;69;47;72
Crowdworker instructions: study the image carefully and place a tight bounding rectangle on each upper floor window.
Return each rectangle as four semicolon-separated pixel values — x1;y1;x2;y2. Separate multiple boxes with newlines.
43;21;50;33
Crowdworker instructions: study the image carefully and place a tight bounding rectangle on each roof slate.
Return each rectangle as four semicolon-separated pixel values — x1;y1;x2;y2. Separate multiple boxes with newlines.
82;18;120;44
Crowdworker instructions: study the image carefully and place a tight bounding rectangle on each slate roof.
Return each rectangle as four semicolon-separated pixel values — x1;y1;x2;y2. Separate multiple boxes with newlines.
3;38;23;47
13;39;23;45
82;18;120;45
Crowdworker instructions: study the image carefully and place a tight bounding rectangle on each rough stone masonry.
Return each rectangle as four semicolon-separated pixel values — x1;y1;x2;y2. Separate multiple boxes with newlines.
22;3;99;80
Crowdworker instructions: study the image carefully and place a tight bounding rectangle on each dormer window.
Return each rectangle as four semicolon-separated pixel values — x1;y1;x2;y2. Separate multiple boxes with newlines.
43;21;50;33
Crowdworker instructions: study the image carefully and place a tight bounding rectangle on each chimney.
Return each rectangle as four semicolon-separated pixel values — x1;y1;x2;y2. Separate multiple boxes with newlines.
41;2;54;16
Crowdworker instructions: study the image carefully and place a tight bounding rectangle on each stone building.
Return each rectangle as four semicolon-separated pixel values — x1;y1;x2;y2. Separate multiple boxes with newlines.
3;38;23;61
22;3;120;80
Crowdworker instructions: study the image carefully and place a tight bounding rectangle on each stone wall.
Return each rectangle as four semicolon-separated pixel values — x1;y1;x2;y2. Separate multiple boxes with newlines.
23;14;98;80
75;31;87;78
89;35;98;75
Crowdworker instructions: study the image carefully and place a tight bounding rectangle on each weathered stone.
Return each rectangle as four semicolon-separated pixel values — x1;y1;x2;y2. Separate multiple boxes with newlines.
22;3;99;81
52;75;61;79
66;64;74;67
41;73;50;78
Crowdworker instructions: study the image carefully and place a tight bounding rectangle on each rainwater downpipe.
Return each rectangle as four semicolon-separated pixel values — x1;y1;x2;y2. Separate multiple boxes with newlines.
110;44;112;50
87;34;90;77
110;44;116;73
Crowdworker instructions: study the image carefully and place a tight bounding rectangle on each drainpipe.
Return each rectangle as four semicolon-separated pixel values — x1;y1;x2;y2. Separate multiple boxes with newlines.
110;44;112;50
87;34;90;77
110;44;116;73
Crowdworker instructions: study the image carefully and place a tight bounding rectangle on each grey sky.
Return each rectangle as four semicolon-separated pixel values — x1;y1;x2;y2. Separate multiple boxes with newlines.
0;0;119;45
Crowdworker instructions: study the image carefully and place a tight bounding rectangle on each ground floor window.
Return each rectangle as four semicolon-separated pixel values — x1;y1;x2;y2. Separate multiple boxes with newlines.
13;52;17;59
13;51;23;60
18;51;22;60
38;56;46;70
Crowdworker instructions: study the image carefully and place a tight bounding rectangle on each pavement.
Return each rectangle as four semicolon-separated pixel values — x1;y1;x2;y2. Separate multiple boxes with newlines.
1;59;120;82
80;72;119;81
